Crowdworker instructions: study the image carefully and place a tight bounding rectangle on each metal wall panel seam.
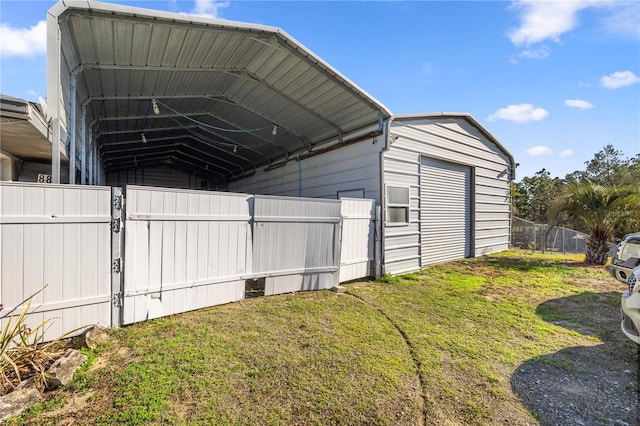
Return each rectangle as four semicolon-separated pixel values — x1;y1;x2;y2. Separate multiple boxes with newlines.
385;254;421;262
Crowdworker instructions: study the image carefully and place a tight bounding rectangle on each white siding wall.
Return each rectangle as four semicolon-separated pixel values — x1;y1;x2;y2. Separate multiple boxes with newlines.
382;140;422;274
384;117;512;274
227;134;383;201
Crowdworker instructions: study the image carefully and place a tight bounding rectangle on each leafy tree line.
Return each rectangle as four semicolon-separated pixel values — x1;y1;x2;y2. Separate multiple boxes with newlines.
512;144;640;264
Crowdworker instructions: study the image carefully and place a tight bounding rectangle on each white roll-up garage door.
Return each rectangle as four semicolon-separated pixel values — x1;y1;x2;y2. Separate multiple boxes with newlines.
420;157;472;266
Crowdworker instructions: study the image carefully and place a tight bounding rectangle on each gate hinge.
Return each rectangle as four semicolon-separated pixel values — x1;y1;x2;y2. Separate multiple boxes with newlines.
113;194;122;211
111;218;121;233
112;258;122;273
112;291;123;308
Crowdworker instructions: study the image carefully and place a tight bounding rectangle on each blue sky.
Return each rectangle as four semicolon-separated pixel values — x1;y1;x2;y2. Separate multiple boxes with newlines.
1;0;638;181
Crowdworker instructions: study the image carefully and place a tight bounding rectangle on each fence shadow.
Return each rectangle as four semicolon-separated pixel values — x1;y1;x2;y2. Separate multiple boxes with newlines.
481;253;584;273
510;292;639;425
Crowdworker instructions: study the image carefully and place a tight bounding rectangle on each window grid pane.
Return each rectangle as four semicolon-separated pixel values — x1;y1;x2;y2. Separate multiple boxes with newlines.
388;187;409;205
388;206;408;223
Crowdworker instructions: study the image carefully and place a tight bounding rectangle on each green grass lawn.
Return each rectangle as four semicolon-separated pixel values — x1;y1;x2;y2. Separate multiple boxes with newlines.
11;250;636;425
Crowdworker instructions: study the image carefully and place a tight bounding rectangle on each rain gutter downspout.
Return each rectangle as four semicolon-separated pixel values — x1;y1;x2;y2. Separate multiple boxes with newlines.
298;155;302;197
81;104;86;184
377;114;396;275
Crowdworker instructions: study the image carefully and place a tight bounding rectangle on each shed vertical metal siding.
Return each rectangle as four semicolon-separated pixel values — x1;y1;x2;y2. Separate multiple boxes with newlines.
0;182;112;341
106;166;203;190
385;117;512;274
122;186;251;324
227;135;383;201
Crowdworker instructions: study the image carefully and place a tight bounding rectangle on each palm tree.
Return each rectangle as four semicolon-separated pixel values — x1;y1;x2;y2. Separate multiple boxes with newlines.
552;183;640;265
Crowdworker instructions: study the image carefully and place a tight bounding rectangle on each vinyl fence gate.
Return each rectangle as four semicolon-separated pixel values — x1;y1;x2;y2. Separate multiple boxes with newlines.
0;182;376;339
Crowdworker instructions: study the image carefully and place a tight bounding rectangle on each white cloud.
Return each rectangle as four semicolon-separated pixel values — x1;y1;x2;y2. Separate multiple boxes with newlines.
564;99;594;109
510;46;550;63
600;2;640;38
560;149;575;158
0;20;46;57
526;146;553;156
488;103;549;123
186;0;229;19
508;0;588;46
600;71;640;89
507;1;638;48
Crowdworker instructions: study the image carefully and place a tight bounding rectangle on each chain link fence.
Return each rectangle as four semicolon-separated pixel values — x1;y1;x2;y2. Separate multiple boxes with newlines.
511;217;590;254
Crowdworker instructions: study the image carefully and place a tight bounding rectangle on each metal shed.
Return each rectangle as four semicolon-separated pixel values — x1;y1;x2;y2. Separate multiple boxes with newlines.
229;113;515;275
383;114;515;274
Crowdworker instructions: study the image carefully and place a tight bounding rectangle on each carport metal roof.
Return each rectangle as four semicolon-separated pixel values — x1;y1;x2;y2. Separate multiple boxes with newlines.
47;1;391;184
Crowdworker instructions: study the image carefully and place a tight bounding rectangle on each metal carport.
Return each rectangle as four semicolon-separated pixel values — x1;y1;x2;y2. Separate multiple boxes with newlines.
46;0;391;185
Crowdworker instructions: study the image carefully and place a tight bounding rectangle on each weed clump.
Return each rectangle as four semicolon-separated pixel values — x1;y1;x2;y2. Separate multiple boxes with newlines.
1;287;84;394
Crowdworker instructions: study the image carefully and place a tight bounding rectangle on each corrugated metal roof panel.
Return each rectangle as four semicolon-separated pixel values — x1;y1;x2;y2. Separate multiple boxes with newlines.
48;1;391;184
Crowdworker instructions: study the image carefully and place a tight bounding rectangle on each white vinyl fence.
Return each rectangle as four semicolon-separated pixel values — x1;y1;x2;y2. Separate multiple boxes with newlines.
121;186;252;325
253;195;342;295
1;182;376;340
339;198;375;282
0;182;115;341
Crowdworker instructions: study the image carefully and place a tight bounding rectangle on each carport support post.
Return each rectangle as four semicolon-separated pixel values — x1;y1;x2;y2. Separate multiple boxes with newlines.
46;6;62;184
69;73;77;184
88;123;95;184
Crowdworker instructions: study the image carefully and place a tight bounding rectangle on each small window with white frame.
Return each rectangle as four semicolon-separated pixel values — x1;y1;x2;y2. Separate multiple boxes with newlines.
386;185;410;225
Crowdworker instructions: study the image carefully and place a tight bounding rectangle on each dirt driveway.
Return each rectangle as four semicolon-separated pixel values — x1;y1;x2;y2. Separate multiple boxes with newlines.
511;274;638;426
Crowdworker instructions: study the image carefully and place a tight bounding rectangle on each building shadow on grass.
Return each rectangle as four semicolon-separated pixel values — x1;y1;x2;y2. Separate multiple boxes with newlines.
511;292;639;426
481;253;590;273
